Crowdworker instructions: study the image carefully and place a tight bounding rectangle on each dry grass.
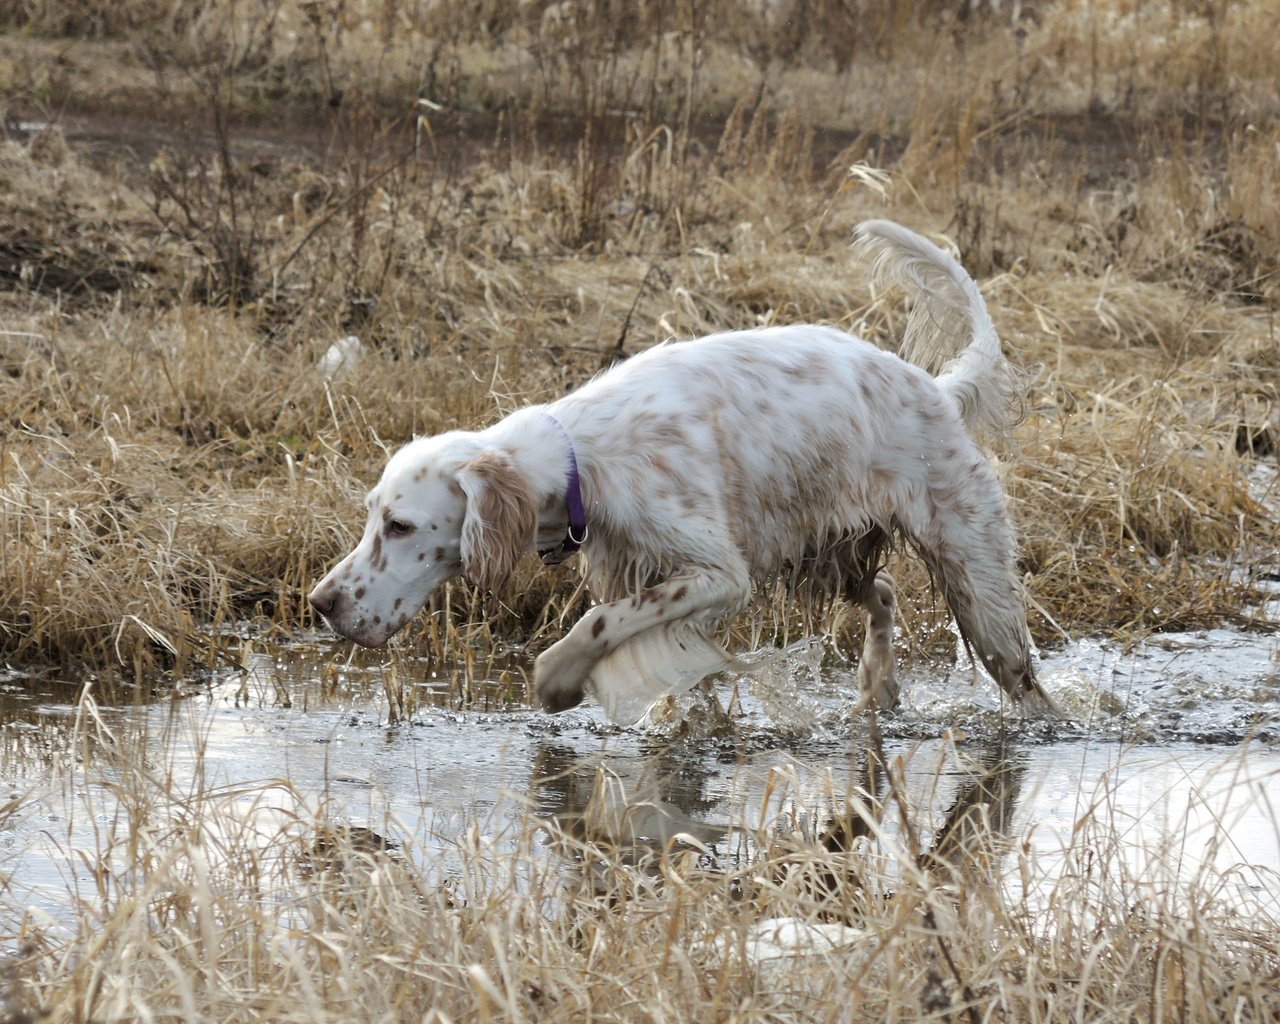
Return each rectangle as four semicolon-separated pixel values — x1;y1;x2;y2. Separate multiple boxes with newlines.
3;8;1280;1021
0;2;1277;672
3;699;1277;1022
1;0;1279;1005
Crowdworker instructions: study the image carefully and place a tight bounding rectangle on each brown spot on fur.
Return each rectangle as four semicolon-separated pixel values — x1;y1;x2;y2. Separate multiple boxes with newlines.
652;422;689;450
435;547;445;561
394;598;402;610
652;453;678;480
591;616;606;639
671;585;688;602
355;586;366;599
417;552;426;561
783;362;821;384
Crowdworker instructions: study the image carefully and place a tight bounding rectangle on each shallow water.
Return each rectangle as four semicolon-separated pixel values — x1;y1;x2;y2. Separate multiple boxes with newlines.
2;624;1277;944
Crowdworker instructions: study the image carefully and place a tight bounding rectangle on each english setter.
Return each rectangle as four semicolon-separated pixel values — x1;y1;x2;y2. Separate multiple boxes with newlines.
309;220;1055;724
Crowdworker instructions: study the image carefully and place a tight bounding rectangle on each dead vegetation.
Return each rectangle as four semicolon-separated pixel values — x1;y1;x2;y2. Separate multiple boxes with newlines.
4;699;1278;1023
0;0;1276;680
1;4;1278;1019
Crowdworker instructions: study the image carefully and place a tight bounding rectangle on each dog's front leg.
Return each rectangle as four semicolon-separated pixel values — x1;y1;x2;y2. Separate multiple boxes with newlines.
533;570;747;714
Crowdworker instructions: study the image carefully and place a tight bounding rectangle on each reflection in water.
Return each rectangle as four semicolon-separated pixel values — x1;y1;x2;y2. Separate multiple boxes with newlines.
527;722;1039;923
924;741;1027;878
523;716;1279;936
532;741;728;852
530;741;730;906
2;624;1278;948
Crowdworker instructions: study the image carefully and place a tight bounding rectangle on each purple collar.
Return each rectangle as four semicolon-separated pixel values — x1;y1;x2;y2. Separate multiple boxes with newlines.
539;413;588;564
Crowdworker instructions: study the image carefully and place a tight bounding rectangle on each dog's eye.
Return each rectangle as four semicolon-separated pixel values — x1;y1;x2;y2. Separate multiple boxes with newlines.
387;518;415;536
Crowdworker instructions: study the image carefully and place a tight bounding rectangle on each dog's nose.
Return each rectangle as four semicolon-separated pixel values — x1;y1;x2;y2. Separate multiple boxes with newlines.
309;585;337;619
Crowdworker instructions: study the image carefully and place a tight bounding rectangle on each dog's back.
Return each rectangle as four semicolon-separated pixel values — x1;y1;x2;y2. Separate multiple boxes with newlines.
553;325;976;588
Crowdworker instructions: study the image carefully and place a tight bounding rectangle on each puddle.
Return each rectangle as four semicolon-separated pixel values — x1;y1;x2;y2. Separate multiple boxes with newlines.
2;628;1278;945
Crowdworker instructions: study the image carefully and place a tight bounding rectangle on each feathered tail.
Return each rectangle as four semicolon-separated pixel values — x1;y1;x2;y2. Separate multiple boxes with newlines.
853;220;1020;440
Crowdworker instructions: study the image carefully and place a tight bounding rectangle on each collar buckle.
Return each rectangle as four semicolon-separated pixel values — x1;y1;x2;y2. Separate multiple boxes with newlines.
537;413;588;565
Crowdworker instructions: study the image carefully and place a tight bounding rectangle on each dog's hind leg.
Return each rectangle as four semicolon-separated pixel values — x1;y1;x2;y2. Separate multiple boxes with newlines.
837;530;899;710
909;462;1057;714
852;571;900;710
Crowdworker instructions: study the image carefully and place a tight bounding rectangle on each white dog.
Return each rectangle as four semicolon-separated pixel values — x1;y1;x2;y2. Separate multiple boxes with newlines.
309;221;1054;724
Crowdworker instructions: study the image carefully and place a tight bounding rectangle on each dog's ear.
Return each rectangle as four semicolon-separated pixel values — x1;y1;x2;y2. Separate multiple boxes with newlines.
457;450;537;594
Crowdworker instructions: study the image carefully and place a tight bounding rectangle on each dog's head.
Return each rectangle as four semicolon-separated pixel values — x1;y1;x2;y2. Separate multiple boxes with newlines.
308;433;537;647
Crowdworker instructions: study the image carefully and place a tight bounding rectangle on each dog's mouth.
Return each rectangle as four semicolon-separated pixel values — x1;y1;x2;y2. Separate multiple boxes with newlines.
318;617;390;650
310;581;426;651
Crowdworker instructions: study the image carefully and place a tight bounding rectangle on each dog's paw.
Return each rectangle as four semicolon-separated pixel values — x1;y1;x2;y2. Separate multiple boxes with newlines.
532;643;590;713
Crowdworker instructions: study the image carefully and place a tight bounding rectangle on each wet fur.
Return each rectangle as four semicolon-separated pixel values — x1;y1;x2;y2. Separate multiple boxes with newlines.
309;220;1055;723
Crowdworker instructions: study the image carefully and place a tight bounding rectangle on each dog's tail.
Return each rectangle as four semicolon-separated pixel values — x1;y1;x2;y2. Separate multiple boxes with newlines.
854;220;1019;438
